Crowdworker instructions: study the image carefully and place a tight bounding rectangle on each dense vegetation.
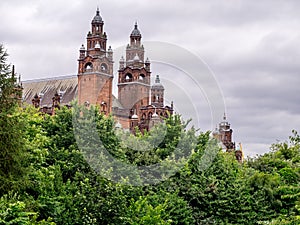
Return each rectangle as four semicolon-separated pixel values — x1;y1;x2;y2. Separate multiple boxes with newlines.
1;44;299;224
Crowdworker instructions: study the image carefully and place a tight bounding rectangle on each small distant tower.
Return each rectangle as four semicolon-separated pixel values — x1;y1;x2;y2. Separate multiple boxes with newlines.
77;7;113;115
213;113;235;151
32;93;40;108
219;113;235;150
151;75;164;107
213;113;243;162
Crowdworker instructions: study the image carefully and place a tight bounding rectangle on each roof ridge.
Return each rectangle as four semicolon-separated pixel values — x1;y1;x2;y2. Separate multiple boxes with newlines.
22;75;77;83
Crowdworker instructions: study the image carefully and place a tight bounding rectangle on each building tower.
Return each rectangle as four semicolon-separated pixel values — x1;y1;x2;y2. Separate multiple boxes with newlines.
213;113;235;151
151;75;164;107
213;114;243;163
117;22;151;117
77;8;113;115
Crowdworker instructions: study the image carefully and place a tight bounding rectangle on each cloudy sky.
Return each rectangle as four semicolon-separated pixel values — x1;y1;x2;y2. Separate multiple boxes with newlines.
1;0;300;156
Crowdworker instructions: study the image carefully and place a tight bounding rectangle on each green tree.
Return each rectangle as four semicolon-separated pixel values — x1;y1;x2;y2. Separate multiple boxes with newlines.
0;44;27;194
247;130;300;224
6;92;300;224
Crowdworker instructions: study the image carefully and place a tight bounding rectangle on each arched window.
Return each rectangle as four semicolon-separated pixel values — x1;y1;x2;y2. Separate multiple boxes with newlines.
101;101;107;113
156;95;159;102
85;62;93;72
124;73;133;82
152;95;156;102
148;112;152;119
139;74;145;81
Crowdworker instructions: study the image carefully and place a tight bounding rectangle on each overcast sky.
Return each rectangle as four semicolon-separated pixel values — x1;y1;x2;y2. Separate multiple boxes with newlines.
1;0;300;157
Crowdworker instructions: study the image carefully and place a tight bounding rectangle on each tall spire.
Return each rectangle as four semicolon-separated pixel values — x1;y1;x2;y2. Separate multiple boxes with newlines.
155;75;160;83
223;112;227;121
96;6;101;17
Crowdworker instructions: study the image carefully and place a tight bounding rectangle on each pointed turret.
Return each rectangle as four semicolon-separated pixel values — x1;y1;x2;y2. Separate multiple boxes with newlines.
32;93;41;108
151;75;164;107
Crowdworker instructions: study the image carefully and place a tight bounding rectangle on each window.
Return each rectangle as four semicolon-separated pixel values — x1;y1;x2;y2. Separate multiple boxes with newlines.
139;74;145;80
101;63;108;71
124;73;133;82
156;95;159;101
85;62;93;72
101;102;107;113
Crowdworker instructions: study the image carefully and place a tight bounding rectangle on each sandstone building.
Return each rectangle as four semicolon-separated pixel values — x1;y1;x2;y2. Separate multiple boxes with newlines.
23;8;173;131
22;8;242;160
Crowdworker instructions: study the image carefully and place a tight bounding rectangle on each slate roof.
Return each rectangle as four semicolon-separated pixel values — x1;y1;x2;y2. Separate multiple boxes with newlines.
22;75;78;107
112;95;124;109
22;75;123;109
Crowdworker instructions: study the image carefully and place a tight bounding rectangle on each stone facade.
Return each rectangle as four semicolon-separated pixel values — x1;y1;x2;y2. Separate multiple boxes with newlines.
22;8;173;132
112;22;173;131
77;8;113;115
20;8;243;161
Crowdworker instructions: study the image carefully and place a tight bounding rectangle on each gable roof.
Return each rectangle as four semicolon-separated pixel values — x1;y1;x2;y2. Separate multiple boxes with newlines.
22;75;78;107
22;75;123;109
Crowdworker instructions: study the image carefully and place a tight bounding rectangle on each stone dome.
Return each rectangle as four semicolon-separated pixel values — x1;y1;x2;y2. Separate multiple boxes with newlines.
131;22;141;36
92;8;103;23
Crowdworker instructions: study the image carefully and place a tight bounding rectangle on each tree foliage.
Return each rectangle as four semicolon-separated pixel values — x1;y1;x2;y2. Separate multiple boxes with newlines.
0;44;27;194
0;51;299;223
